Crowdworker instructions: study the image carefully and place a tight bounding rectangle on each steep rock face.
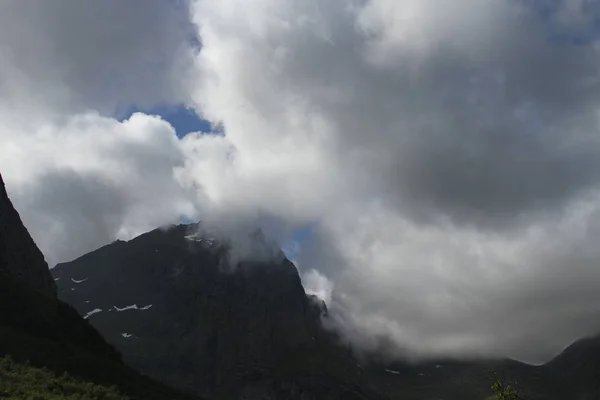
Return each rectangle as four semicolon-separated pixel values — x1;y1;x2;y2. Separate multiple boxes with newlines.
51;219;600;400
0;174;56;297
53;223;384;400
0;172;198;400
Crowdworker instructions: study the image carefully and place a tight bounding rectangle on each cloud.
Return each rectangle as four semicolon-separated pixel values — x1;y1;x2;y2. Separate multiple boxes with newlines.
0;0;195;119
186;0;600;363
3;0;600;364
0;0;199;265
1;113;198;265
303;195;600;363
302;269;334;306
189;0;600;227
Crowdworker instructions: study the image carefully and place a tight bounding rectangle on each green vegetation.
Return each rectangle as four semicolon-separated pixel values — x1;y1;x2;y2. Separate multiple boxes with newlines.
489;369;524;400
0;355;128;400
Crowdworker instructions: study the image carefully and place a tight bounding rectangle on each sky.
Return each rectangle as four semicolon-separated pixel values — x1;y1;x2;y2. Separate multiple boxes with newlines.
120;105;213;139
2;0;600;365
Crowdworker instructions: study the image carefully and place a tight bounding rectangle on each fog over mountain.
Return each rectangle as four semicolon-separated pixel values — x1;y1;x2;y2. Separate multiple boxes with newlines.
2;0;600;364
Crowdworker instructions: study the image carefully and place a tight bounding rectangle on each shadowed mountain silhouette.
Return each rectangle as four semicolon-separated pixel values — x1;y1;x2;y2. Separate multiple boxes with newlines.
53;222;385;400
0;173;199;400
53;220;600;400
0;173;56;296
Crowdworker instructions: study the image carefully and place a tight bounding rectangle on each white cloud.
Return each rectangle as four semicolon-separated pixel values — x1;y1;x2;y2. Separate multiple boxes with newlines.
186;0;600;363
0;0;195;118
0;112;198;265
302;269;334;306
308;194;600;362
0;0;200;265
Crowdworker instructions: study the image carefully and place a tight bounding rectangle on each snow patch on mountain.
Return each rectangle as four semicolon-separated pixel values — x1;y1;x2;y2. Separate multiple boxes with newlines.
114;304;153;312
184;233;215;246
84;308;102;319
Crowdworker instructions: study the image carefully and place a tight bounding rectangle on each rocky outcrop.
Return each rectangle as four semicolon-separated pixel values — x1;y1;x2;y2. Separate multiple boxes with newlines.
49;219;600;400
53;223;384;400
0;172;198;400
0;173;56;297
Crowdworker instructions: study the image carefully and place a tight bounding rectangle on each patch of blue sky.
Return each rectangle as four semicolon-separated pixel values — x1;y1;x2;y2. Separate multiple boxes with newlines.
290;223;315;245
281;222;317;264
120;104;217;138
180;215;200;225
282;240;302;263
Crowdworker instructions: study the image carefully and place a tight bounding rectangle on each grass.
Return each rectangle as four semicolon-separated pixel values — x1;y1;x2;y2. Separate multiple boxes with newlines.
0;277;198;400
0;355;128;400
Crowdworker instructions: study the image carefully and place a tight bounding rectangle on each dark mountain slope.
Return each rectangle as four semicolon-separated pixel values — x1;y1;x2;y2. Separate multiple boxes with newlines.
0;173;198;400
360;330;600;399
53;223;385;400
0;173;55;296
52;217;600;400
543;334;600;399
362;357;553;400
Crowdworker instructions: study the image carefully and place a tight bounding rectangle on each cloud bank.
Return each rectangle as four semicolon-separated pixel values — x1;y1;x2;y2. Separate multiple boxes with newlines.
2;0;600;364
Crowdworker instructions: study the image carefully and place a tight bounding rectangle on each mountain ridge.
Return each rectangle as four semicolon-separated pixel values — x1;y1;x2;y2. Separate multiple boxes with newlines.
54;220;600;399
53;222;387;400
0;173;56;297
0;172;200;400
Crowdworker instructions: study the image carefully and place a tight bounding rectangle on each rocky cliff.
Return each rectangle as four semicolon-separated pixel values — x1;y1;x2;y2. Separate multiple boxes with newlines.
53;223;384;400
0;172;198;400
0;174;56;296
53;219;600;400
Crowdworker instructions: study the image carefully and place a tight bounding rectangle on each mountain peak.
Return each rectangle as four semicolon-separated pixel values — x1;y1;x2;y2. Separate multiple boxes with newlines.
52;222;383;399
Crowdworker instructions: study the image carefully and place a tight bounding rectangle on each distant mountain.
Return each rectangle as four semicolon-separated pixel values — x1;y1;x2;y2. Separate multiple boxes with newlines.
360;321;600;398
544;333;600;399
53;219;600;400
0;173;198;400
53;223;385;400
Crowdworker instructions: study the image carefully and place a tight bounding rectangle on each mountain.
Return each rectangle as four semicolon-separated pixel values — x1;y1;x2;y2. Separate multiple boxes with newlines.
7;166;599;400
53;223;386;400
53;219;600;400
0;173;56;296
0;173;198;400
359;326;600;399
544;333;600;399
